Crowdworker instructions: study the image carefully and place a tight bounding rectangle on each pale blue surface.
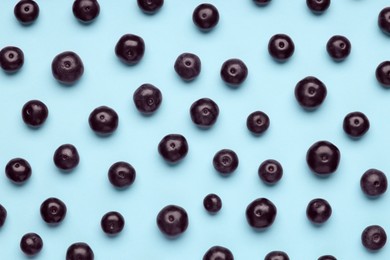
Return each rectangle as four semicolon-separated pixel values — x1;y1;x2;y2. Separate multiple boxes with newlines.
1;0;390;259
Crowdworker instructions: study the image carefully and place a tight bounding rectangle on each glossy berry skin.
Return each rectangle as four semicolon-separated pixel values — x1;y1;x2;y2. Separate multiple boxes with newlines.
220;59;248;87
306;198;332;224
51;51;84;85
0;46;24;73
53;144;80;171
258;159;283;185
268;34;295;62
213;149;239;176
174;53;201;81
158;134;189;164
343;111;370;138
20;233;43;256
14;0;39;25
0;204;6;227
306;0;330;14
66;242;94;260
72;0;100;23
156;205;189;237
190;98;219;128
306;141;340;175
133;84;162;115
378;7;390;36
246;198;277;229
101;211;125;235
360;169;388;197
192;4;219;32
203;194;222;214
246;111;270;135
318;255;337;260
115;34;145;65
88;106;119;135
5;158;32;184
326;35;351;62
295;76;327;110
108;162;136;189
137;0;164;14
40;197;67;225
22;100;49;128
361;225;387;251
253;0;271;6
265;251;290;260
203;246;234;260
375;61;390;88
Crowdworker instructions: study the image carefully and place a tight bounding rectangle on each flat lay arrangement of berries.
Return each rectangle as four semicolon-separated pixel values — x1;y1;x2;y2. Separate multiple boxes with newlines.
1;0;390;259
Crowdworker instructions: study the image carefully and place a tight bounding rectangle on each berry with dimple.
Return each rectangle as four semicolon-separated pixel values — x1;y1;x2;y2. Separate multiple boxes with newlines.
378;7;390;36
66;242;94;260
258;159;283;185
190;98;219;128
0;46;24;73
108;162;136;189
156;205;189;237
268;34;295;62
220;58;248;87
326;35;351;62
203;194;222;214
115;34;145;65
361;225;387;251
22;100;49;128
294;76;327;110
213;149;239;175
5;158;32;184
246;111;270;135
137;0;164;14
53;144;80;171
0;204;6;228
20;233;43;256
40;197;67;225
51;51;84;85
72;0;100;23
158;134;189;164
14;0;39;25
360;169;388;197
192;4;219;31
203;246;234;260
133;84;162;115
246;198;277;229
343;111;370;138
174;53;201;81
264;251;290;260
306;198;332;224
101;211;125;235
88;106;119;135
306;141;340;175
306;0;331;14
376;61;390;88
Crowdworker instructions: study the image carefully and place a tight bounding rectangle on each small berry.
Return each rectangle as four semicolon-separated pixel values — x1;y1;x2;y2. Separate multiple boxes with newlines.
108;162;136;189
137;0;164;14
360;169;388;197
174;53;201;81
361;225;387;251
51;51;84;85
101;211;125;235
158;134;189;164
318;255;337;260
0;204;7;227
21;100;49;128
53;144;80;171
213;149;239;176
376;61;390;88
268;34;295;62
0;46;24;73
246;111;270;135
326;35;351;62
253;0;271;6
190;98;219;128
295;76;327;110
203;194;222;214
306;198;332;224
66;242;94;260
203;246;234;260
343;111;370;138
265;251;290;260
156;205;189;237
258;159;283;185
88;106;119;135
246;198;277;229
72;0;100;23
14;0;39;25
378;7;390;36
133;84;162;115
306;0;331;14
192;4;219;32
220;58;248;87
40;197;67;225
5;158;32;184
306;141;340;176
20;233;43;256
115;34;145;65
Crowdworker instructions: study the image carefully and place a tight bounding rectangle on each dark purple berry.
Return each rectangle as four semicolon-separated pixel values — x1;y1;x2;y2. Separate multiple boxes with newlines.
268;34;295;62
21;100;49;128
192;4;219;32
360;169;387;197
318;255;337;260
376;61;390;88
361;225;387;251
220;58;248;87
66;242;94;260
326;35;351;62
306;0;331;14
190;98;219;128
72;0;100;23
137;0;164;14
174;53;201;81
0;204;7;227
5;158;31;184
294;76;327;110
246;111;270;135
306;141;340;176
306;198;332;224
253;0;271;6
88;106;119;135
133;84;162;115
378;7;390;36
265;251;290;260
101;211;125;235
156;205;189;237
108;162;136;189
51;51;84;85
246;198;277;229
203;246;234;260
203;194;222;214
213;149;239;176
343;111;370;138
258;159;283;185
40;197;67;225
14;0;39;25
53;144;80;171
20;233;43;256
0;46;24;73
158;134;189;164
115;34;145;65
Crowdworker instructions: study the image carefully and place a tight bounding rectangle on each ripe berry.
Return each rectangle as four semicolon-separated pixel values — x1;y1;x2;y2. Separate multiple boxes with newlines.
203;194;222;214
318;255;337;260
5;158;32;184
174;53;201;81
246;198;277;229
133;84;162;115
190;98;219;128
0;46;24;73
20;233;43;256
137;0;164;14
378;7;390;36
14;0;39;25
246;111;270;135
51;51;84;85
40;197;67;225
158;134;189;164
306;198;332;224
115;34;145;65
258;159;283;185
203;246;234;260
326;35;351;62
213;149;239;176
101;211;125;235
343;112;370;138
295;76;327;110
306;0;331;14
108;162;136;189
375;61;390;88
72;0;100;23
0;204;7;227
156;205;189;237
53;144;80;171
265;251;290;260
21;100;49;128
253;0;271;6
220;58;248;87
268;34;295;62
88;106;119;135
66;242;94;260
306;141;340;176
360;169;388;197
361;225;387;251
192;4;219;32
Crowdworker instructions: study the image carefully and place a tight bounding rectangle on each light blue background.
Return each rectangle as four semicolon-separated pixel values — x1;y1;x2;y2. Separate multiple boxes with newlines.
1;0;390;259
